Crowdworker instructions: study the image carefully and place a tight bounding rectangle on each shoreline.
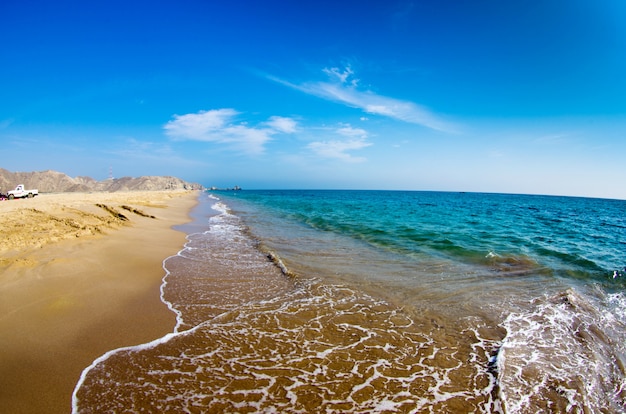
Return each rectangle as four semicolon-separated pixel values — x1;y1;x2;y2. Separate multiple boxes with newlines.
0;191;199;414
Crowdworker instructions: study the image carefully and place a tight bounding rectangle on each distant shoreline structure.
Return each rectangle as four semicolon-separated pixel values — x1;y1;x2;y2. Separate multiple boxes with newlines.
208;186;242;191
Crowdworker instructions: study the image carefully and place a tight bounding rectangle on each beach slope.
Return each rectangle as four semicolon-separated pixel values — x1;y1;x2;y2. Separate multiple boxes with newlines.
0;190;198;414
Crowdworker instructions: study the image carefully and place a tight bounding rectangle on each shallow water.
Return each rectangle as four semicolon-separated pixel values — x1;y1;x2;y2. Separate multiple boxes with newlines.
73;190;626;413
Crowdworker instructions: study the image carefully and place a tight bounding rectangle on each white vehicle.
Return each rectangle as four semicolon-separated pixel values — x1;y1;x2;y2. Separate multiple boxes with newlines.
7;184;38;199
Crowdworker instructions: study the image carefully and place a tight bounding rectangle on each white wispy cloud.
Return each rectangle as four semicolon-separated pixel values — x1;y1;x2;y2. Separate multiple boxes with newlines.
322;66;358;86
307;124;372;162
532;133;571;145
268;66;455;133
266;116;298;133
164;109;297;155
336;125;368;138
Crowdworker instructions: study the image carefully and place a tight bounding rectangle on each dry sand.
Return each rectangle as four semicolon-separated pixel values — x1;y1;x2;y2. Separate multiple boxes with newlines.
0;190;199;414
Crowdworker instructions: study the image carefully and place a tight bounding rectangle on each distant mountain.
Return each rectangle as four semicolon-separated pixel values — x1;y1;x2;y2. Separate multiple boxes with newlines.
0;168;204;193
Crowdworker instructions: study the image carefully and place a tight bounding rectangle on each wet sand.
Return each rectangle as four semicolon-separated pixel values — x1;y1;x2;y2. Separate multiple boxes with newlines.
0;191;199;414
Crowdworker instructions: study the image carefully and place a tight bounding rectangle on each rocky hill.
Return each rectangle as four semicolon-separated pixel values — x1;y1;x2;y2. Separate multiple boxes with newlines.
0;168;204;193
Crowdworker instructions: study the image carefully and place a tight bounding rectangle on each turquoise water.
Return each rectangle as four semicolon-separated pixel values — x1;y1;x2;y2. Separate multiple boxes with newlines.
73;190;626;413
220;191;625;309
226;190;624;280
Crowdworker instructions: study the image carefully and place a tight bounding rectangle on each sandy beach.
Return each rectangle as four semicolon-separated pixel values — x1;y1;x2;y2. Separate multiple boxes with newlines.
0;190;199;414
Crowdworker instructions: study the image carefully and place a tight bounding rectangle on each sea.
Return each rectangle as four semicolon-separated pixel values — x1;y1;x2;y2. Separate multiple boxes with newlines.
72;190;626;413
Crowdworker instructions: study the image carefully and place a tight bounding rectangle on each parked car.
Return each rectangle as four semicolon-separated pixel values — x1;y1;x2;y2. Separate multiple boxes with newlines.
7;184;39;199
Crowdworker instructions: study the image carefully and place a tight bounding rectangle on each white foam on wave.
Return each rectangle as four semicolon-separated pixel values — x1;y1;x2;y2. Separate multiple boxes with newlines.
71;320;205;413
72;195;234;412
496;288;626;413
162;199;236;333
75;272;507;412
210;200;229;215
72;194;510;413
160;250;187;332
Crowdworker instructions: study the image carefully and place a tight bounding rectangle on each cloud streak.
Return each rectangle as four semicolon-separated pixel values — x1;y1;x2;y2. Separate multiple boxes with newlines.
307;124;372;162
268;66;455;133
164;109;297;155
164;108;372;162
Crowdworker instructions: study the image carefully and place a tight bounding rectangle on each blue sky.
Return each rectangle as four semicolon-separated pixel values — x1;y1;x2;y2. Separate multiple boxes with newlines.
2;0;625;198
